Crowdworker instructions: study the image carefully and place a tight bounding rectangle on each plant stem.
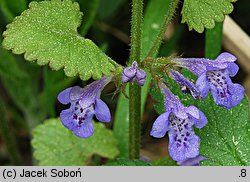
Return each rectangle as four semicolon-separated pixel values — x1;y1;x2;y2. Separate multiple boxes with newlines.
129;0;143;64
0;100;22;165
129;0;143;159
129;84;141;159
146;0;179;58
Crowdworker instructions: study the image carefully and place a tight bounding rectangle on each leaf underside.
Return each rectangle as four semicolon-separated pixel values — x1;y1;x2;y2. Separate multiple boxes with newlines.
2;0;115;80
32;118;119;165
181;0;237;33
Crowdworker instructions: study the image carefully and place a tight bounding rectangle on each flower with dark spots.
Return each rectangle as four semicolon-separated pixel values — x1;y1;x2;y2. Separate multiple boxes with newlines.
196;69;244;109
122;61;146;86
169;69;201;100
178;156;207;166
57;76;112;138
172;52;245;109
150;82;208;162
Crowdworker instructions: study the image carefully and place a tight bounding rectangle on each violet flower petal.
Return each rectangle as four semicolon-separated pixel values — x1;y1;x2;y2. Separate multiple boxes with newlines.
160;83;188;120
195;72;210;99
186;106;208;128
122;67;136;83
228;83;245;107
57;87;72;104
178;156;207;166
185;106;200;119
167;112;201;162
79;97;96;109
159;82;185;113
135;68;147;86
81;76;111;99
168;130;200;162
208;70;245;109
215;52;237;63
70;86;84;101
150;111;171;138
172;52;237;76
59;107;77;131
95;98;111;122
172;58;208;76
227;62;239;77
122;61;146;86
74;117;95;138
169;69;201;100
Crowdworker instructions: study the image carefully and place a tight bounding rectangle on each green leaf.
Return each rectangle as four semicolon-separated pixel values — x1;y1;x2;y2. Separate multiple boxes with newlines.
0;0;27;23
152;157;177;166
150;72;250;165
141;0;172;59
196;96;250;165
106;158;151;166
0;47;34;109
0;0;27;22
0;1;14;23
205;22;223;59
181;0;237;33
0;47;46;128
3;0;27;15
149;79;165;114
0;97;22;165
113;89;129;158
2;0;115;80
97;0;127;20
32;118;119;165
78;0;100;36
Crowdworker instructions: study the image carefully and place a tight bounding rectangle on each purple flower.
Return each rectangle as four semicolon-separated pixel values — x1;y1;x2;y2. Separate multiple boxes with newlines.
196;70;244;109
172;52;245;109
169;69;201;100
57;76;112;138
150;82;208;162
122;61;146;86
177;156;207;166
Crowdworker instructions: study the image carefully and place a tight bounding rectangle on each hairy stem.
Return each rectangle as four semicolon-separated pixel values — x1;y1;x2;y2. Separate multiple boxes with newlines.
129;84;141;159
146;0;179;58
129;0;143;159
129;0;143;64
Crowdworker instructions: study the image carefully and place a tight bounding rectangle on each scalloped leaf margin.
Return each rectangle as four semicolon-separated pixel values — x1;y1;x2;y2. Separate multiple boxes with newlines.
32;118;119;165
2;0;116;80
181;0;237;33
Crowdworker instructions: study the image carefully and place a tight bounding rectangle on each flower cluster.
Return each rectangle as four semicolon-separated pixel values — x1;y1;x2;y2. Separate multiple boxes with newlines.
57;53;244;166
149;52;245;165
